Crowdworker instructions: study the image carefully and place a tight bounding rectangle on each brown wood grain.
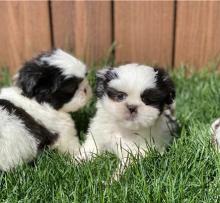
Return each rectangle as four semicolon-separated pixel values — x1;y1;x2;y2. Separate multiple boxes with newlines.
114;1;175;67
174;1;220;69
0;1;51;73
51;1;112;65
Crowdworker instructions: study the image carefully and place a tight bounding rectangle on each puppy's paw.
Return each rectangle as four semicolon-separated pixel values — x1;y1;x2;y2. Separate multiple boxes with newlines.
74;154;86;164
211;118;220;150
75;151;93;164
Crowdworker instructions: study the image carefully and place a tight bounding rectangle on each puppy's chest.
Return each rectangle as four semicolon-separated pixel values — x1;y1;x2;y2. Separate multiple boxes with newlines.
107;127;170;153
109;129;148;148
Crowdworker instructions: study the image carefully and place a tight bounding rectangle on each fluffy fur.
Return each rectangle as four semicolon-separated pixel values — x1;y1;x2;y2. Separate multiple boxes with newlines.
0;49;92;171
78;64;178;181
211;119;220;150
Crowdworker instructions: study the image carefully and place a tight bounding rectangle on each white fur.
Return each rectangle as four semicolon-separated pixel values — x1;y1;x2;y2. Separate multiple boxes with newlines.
0;108;38;171
0;85;90;170
41;49;87;78
211;118;220;151
78;64;176;181
108;64;157;93
0;87;80;154
61;79;92;112
102;64;160;130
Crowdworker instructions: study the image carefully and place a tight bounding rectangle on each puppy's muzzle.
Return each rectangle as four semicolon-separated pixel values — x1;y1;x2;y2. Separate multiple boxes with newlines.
127;104;137;113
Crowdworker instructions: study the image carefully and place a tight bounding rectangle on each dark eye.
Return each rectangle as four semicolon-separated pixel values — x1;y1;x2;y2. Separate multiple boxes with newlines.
107;87;127;102
115;92;127;101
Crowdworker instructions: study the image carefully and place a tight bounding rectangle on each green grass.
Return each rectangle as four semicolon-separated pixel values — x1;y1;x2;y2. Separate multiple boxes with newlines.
0;67;220;202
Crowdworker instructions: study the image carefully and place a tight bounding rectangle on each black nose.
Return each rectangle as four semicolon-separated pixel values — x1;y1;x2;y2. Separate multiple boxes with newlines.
127;105;138;114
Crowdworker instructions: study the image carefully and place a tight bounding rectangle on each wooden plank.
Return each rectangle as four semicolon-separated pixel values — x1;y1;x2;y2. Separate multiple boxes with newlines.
114;1;174;67
0;1;51;73
174;1;220;69
51;1;112;64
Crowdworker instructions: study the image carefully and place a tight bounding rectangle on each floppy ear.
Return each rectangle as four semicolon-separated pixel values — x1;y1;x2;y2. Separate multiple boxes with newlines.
95;68;108;98
16;69;44;98
166;86;175;105
154;67;175;105
16;61;59;99
95;68;118;98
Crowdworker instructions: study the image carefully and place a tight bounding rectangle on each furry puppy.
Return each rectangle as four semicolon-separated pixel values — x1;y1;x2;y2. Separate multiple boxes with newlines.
0;49;92;171
78;64;178;180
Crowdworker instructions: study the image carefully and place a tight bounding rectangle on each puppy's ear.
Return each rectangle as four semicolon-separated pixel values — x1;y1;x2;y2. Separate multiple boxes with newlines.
154;67;175;105
16;61;59;99
95;68;109;98
16;69;42;98
95;68;118;98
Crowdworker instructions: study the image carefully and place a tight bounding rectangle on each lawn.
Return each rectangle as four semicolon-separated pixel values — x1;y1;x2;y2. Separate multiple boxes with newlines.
0;66;220;202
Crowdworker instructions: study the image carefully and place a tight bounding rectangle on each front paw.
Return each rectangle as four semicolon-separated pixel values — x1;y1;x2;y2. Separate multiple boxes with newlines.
74;151;94;164
74;154;87;164
211;118;220;150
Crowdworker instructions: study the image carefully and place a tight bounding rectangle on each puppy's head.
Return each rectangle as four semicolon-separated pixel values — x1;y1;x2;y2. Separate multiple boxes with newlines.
14;49;92;112
96;64;175;129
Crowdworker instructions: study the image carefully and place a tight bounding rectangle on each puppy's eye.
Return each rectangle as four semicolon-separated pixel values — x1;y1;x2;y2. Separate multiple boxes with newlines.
115;92;127;101
107;88;127;102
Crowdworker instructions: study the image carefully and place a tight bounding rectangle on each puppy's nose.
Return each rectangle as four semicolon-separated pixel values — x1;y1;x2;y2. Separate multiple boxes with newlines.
127;105;138;114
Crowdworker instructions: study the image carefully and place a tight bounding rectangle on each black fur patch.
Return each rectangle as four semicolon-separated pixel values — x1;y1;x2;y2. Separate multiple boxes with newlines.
16;51;83;110
95;69;118;98
141;88;167;112
141;67;175;112
0;99;58;150
154;67;175;105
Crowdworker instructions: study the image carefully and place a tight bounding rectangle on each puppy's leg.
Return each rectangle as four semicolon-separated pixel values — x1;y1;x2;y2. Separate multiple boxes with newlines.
111;142;137;182
76;135;100;161
52;125;81;156
111;142;146;182
211;118;220;150
111;154;130;182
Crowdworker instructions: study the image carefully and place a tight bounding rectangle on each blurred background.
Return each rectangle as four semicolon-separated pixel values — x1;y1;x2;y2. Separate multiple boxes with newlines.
0;1;220;73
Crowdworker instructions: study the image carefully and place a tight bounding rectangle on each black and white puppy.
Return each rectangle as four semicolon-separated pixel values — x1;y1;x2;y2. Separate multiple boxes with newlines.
0;49;92;171
78;64;178;180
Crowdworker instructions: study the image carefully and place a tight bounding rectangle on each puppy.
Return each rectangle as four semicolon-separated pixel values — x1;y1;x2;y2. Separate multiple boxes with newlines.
0;49;92;171
78;64;178;180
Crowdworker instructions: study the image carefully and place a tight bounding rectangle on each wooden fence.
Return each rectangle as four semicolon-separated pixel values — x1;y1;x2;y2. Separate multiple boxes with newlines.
0;1;220;73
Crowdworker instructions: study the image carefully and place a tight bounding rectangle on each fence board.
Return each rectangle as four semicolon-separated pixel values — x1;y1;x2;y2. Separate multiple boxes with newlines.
175;1;220;69
0;1;51;73
51;1;112;64
114;1;174;67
